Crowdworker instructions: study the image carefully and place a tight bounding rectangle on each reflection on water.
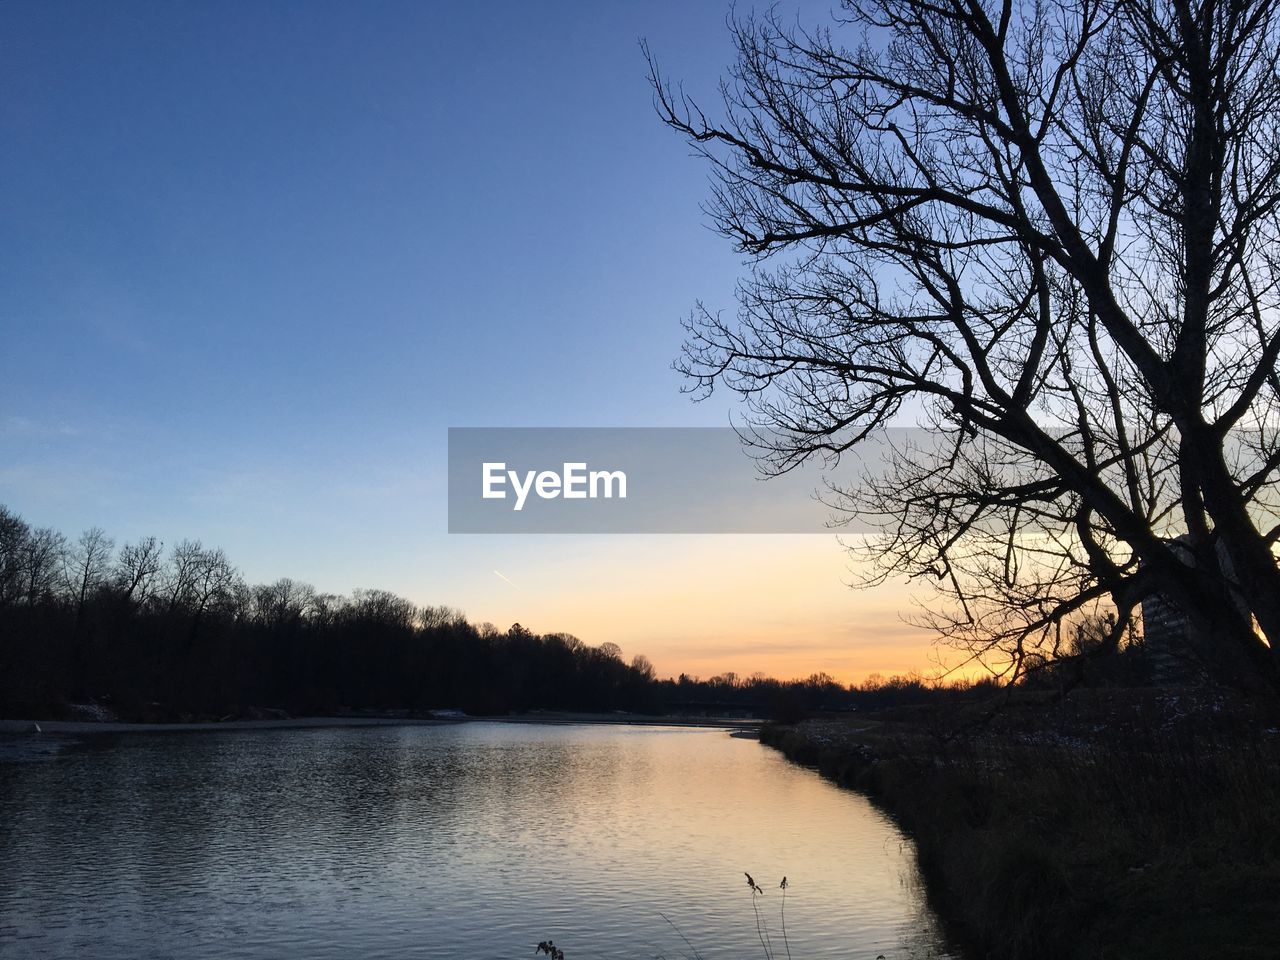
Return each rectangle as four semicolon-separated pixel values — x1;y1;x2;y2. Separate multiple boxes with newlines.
0;723;960;959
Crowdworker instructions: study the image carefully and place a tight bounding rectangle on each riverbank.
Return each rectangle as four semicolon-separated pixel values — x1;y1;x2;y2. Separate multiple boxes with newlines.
760;687;1280;960
0;710;758;736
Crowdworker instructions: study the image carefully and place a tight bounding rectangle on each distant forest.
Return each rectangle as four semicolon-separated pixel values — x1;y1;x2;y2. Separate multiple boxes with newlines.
0;505;994;721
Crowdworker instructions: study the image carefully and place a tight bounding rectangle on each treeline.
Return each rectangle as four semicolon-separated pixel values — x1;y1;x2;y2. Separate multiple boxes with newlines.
0;506;662;719
655;669;1000;720
0;505;998;721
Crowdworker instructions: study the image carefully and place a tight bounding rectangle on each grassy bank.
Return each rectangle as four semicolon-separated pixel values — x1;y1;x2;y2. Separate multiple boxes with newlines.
761;688;1280;960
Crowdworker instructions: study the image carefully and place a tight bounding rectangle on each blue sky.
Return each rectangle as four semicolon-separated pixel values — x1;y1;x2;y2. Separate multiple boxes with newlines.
0;1;935;681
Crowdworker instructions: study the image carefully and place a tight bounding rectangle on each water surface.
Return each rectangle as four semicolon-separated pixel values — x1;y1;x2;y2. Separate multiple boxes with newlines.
1;723;959;959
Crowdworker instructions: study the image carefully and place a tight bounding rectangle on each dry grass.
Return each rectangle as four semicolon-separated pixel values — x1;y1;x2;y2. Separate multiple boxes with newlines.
763;690;1280;960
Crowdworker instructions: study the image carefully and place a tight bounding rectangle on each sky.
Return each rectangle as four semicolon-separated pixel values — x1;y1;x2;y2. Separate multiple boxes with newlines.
0;0;940;683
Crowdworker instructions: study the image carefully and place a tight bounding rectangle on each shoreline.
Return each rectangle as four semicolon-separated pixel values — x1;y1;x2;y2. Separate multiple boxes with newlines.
0;712;760;736
759;702;1280;960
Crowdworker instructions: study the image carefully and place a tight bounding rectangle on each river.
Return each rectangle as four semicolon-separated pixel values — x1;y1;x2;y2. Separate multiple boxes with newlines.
0;722;960;959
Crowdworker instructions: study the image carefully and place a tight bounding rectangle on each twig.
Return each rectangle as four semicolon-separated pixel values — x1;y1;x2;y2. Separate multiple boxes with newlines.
779;877;792;960
659;912;705;960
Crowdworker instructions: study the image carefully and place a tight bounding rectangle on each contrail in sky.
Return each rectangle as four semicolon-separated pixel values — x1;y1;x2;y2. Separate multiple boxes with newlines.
493;570;516;587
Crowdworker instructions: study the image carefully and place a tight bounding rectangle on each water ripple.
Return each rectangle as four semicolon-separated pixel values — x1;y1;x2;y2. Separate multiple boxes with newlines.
0;724;961;960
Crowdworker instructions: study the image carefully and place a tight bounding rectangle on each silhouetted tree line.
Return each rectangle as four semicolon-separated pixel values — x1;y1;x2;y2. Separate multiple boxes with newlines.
0;505;1007;721
657;669;1001;722
0;506;664;719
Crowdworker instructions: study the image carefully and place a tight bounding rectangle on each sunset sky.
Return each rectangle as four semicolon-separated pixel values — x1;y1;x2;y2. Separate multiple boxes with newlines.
0;0;944;683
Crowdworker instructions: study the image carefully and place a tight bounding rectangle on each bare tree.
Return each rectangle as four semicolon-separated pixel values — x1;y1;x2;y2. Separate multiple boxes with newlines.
631;653;657;680
650;0;1280;688
64;527;115;625
251;578;314;630
419;604;467;630
0;506;31;606
188;546;237;622
21;527;66;606
164;539;205;614
348;588;416;629
115;536;164;609
163;539;238;628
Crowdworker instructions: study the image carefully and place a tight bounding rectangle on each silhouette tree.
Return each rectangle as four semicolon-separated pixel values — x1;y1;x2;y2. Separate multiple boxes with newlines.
64;527;114;624
0;505;32;606
631;653;656;680
22;526;66;606
114;536;164;609
0;505;688;719
651;0;1280;689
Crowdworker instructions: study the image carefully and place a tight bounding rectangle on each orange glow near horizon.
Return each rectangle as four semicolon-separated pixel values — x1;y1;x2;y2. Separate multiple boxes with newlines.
438;535;965;686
